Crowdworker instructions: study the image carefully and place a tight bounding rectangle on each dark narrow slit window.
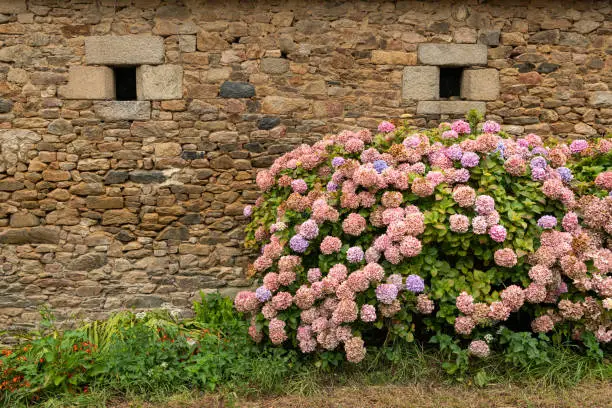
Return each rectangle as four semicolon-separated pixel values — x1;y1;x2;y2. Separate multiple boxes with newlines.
439;67;463;99
113;67;137;101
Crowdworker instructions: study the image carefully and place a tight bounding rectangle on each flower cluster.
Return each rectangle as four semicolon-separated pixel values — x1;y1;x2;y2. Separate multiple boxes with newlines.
241;119;612;363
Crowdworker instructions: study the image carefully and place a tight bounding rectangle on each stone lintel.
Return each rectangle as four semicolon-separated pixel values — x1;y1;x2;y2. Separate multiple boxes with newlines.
417;43;488;66
85;35;165;66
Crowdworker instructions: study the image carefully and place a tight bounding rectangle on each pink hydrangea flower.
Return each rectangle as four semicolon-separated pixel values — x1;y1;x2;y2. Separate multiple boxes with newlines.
489;225;507;242
451;120;471;134
377;121;396;133
494;248;517;267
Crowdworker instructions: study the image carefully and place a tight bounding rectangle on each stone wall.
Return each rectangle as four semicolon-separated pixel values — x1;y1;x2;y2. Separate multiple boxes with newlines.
0;0;610;329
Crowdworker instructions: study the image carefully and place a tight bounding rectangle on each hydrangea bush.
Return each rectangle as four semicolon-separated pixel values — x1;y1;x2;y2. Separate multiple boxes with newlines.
236;114;611;363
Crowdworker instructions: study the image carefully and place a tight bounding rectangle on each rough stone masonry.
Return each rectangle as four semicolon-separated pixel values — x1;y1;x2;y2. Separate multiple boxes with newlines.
0;0;610;329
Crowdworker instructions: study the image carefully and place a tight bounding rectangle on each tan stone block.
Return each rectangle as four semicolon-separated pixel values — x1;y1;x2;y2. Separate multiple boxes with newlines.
371;50;416;65
58;66;115;100
154;142;182;157
461;69;500;101
136;65;183;100
402;66;439;102
418;44;487;66
85;35;164;66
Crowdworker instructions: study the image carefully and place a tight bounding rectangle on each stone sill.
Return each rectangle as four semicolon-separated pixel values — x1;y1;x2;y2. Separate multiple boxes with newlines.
416;100;486;115
93;101;151;121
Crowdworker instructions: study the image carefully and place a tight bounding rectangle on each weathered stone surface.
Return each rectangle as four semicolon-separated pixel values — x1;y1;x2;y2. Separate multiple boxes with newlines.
102;209;139;225
0;0;26;14
158;226;189;240
0;100;13;113
0;227;59;244
9;212;39;228
461;69;499;101
416;101;487;115
528;29;559;44
417;44;487;66
478;29;500;46
136;65;183;100
94;101;151;121
86;196;124;209
219;82;255;98
104;171;129;184
58;66;115;100
537;63;560;74
260;58;289;74
67;253;107;271
70;183;104;196
0;179;24;191
262;96;309;114
85;35;165;66
0;130;41;174
371;50;416;65
47;118;73;135
402;66;439;101
589;92;612;108
257;116;281;130
129;170;166;184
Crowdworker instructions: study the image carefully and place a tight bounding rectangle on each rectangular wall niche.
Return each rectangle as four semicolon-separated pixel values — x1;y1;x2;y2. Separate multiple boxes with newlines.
401;43;499;116
439;68;463;99
113;67;137;101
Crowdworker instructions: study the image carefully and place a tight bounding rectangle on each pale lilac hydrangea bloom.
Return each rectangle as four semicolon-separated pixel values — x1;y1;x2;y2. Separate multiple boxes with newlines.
256;286;272;302
537;215;557;229
569;139;588;154
243;205;253;217
461;152;480;168
347;246;365;263
405;275;425;293
289;234;309;253
375;283;398;304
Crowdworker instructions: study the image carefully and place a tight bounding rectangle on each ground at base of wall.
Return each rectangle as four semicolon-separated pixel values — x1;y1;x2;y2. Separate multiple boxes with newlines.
108;381;612;408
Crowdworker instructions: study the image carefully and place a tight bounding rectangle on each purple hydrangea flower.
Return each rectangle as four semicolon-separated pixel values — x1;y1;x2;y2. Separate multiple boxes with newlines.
243;205;253;217
255;286;272;302
494;141;506;159
289;234;309;253
405;274;425;293
461;152;480;168
445;144;463;161
299;219;319;240
373;160;389;174
537;215;557;229
569;140;588;154
530;156;547;169
347;246;364;263
557;167;573;182
531;167;547;181
531;147;548;156
331;157;345;167
517;139;529;148
403;135;420;148
375;283;398;305
326;181;338;192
